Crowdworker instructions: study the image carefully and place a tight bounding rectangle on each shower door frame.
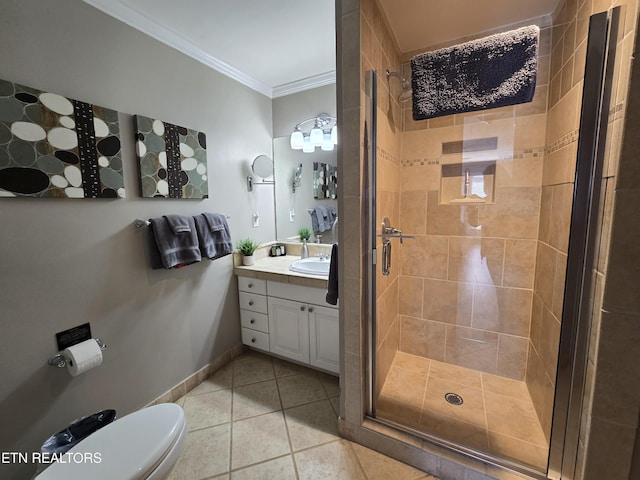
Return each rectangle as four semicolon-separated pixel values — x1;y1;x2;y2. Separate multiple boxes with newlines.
364;8;621;480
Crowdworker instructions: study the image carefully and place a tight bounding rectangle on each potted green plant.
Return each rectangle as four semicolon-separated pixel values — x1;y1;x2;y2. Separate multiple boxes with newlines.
298;227;312;242
236;238;260;266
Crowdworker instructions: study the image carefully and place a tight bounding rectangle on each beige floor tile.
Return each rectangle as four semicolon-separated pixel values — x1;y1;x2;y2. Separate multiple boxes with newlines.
277;372;327;409
376;396;422;426
231;411;291;469
487;431;549;470
230;455;297;480
484;392;547;446
350;442;427;480
329;395;340;417
422;377;486;428
188;363;233;396
379;366;428;409
316;371;340;397
285;399;339;451
273;357;310;377
232;380;281;421
182;389;232;431
481;372;530;401
393;351;431;375
428;359;482;389
233;353;275;387
168;424;230;480
418;409;489;451
295;440;366;480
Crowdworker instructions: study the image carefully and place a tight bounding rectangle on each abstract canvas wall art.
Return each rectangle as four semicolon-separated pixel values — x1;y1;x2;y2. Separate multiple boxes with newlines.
0;78;124;198
134;115;208;199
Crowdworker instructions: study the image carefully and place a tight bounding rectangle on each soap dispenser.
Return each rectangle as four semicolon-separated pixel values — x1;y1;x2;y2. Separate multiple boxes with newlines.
301;240;309;259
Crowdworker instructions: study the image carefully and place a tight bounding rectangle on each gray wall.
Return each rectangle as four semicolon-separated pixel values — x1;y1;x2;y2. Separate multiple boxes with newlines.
0;1;274;478
272;84;337;138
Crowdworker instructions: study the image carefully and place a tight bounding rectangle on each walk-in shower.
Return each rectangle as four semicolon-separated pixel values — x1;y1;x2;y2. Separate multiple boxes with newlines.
364;3;622;479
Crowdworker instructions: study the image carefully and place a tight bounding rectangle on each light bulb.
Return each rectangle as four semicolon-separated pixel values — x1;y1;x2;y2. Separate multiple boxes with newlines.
321;133;333;151
302;135;314;153
331;125;338;145
310;125;323;146
290;129;303;150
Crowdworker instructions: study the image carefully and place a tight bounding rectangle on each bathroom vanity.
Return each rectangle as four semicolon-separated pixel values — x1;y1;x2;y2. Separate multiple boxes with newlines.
235;252;338;375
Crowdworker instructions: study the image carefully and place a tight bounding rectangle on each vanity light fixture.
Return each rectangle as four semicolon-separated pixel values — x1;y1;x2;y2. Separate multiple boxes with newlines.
290;113;337;153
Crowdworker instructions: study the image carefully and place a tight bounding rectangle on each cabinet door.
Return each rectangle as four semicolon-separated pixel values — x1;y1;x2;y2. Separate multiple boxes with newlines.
308;305;339;374
268;297;309;364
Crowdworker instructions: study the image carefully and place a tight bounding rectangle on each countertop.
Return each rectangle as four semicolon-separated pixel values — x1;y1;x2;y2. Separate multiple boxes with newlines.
234;255;329;289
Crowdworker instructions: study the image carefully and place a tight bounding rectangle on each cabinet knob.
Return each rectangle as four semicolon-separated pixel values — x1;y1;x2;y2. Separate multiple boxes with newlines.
300;305;306;311
248;300;254;306
250;319;255;324
308;307;314;313
248;283;254;288
251;338;256;343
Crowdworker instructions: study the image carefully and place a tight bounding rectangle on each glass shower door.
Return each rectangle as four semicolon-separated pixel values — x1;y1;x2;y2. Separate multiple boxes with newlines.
367;8;620;478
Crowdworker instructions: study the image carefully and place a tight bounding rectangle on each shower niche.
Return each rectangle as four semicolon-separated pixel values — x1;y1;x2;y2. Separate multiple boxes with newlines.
440;160;495;204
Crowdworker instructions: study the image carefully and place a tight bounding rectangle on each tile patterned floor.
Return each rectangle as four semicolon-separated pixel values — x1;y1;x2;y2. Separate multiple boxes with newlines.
169;350;438;480
377;352;549;471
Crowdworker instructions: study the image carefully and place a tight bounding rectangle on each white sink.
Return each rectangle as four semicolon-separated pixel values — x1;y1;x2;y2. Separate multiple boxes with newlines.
289;257;331;276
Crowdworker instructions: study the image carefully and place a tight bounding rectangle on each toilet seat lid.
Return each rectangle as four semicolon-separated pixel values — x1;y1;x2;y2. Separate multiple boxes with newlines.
37;403;186;480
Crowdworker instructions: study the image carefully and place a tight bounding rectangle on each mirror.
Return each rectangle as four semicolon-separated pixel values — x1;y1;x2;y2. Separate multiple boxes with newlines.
274;137;337;244
252;154;274;179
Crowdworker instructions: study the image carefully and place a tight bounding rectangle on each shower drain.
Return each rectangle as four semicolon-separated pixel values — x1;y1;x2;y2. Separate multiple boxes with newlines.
444;392;464;406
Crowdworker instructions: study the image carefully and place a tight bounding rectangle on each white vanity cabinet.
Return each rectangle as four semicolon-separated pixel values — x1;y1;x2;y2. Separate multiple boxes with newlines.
237;276;339;374
238;277;270;352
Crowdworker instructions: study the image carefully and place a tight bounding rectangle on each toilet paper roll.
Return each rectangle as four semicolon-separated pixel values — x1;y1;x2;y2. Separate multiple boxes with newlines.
63;339;103;376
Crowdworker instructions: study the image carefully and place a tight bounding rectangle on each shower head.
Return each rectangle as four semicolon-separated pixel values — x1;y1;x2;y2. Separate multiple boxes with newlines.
385;68;412;103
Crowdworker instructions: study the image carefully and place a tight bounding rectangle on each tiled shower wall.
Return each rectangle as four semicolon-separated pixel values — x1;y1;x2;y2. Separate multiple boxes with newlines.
395;22;552;385
576;0;640;478
360;0;403;395
528;0;590;443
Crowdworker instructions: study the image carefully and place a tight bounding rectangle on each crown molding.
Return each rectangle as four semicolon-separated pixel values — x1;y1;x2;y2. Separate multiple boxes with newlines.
272;71;336;98
83;0;273;97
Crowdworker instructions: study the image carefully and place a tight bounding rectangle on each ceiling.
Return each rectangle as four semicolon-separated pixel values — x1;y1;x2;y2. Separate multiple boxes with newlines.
84;0;561;99
83;0;336;98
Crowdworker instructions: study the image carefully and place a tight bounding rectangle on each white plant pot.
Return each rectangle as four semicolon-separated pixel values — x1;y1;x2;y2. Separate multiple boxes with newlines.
242;255;255;266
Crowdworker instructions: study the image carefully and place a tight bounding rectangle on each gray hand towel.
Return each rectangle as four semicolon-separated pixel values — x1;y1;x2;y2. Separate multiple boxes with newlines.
150;216;201;269
164;214;192;234
314;206;329;232
194;213;234;259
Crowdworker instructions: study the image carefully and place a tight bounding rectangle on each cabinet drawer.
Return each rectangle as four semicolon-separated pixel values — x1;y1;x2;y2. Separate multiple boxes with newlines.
239;291;268;314
267;281;337;309
240;309;269;333
238;276;267;295
242;327;269;352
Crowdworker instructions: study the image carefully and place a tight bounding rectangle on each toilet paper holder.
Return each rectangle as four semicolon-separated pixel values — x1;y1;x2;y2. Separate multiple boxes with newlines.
48;339;107;368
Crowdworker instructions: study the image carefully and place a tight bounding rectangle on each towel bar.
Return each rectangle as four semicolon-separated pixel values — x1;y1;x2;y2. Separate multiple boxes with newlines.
134;215;230;228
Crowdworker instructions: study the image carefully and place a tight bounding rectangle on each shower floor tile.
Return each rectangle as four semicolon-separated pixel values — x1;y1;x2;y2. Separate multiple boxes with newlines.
377;352;549;471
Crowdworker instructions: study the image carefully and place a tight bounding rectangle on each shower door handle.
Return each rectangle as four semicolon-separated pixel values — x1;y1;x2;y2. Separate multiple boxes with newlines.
377;232;415;244
381;239;392;276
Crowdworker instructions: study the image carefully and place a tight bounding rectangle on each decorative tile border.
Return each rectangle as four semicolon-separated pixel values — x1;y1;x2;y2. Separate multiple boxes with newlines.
546;129;579;155
401;147;546;167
